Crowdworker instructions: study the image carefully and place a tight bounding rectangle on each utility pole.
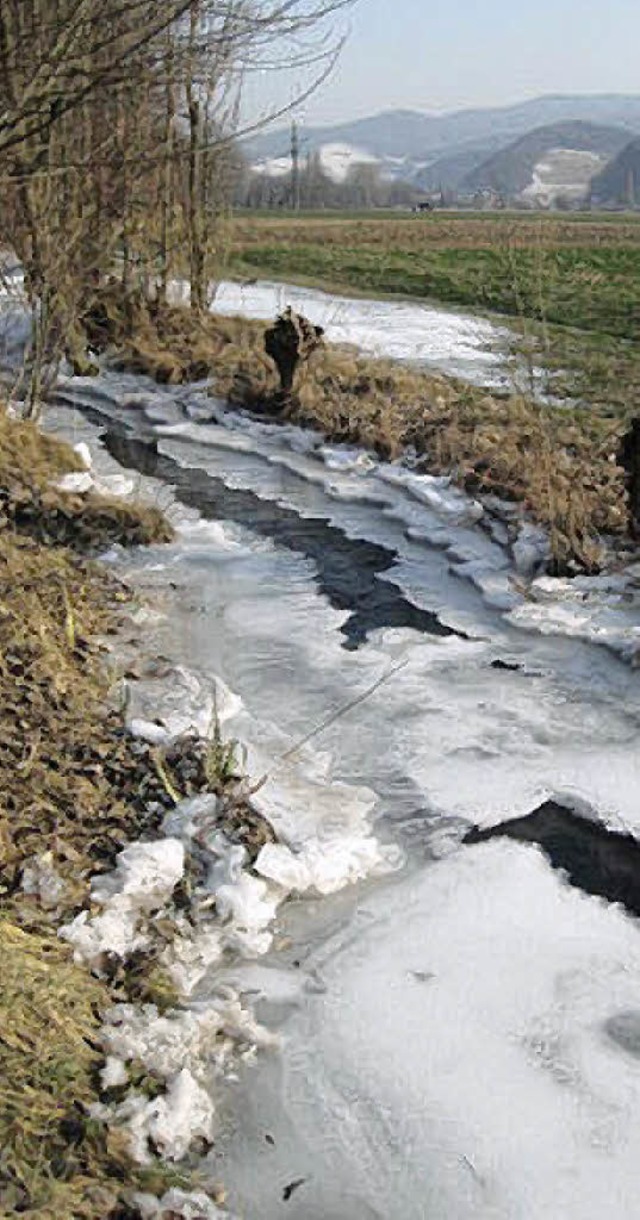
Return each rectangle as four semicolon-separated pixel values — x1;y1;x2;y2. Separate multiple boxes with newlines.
291;120;301;212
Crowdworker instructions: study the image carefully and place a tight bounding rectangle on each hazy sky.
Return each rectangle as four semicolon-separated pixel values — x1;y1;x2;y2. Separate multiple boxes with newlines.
253;0;640;126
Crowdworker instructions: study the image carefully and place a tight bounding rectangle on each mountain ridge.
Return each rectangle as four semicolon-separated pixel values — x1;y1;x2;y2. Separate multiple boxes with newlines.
244;94;640;186
590;137;640;205
245;94;640;158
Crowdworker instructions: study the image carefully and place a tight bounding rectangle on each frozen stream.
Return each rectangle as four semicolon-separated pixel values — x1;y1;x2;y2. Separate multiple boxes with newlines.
46;347;640;1215
207;279;516;388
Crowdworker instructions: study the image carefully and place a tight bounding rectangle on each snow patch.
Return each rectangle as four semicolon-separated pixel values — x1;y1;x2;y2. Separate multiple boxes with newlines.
256;837;401;896
98;1068;215;1163
60;840;184;968
135;1188;233;1219
252;141;379;184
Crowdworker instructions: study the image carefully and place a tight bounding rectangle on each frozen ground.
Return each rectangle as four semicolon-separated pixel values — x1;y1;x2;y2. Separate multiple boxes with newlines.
46;359;640;1217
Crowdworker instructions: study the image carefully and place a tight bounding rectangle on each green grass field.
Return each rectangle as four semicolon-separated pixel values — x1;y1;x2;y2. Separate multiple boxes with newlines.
228;211;640;417
230;212;640;340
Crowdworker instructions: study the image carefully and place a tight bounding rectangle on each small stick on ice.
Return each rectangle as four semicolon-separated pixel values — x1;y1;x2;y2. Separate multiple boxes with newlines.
277;658;409;767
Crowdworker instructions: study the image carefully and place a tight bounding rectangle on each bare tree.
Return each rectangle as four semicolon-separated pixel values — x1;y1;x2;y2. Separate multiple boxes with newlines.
0;0;353;413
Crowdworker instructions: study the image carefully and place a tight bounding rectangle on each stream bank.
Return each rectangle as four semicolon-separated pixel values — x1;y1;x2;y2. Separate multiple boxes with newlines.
78;278;629;574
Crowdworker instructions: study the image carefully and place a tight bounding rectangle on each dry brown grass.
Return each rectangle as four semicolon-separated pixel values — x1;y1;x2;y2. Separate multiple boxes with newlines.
84;285;270;391
0;411;199;1216
231;213;640;254
0;531;168;912
0;410;173;553
0;406;181;911
88;286;628;572
1;919;130;1218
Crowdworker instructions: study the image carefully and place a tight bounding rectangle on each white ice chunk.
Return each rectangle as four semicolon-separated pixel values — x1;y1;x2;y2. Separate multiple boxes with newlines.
380;464;484;524
163;793;219;844
215;872;281;957
102;1002;227;1081
163;925;224;996
100;1056;128;1089
113;1068;216;1163
91;839;184;912
101;995;277;1083
59;841;184;967
93;472;137;498
55;471;94;493
134;1188;232;1219
73;441;93;470
59;897;149;965
513;522;552;577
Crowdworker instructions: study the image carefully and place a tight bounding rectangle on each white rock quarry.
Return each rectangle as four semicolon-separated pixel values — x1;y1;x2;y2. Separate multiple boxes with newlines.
522;148;606;206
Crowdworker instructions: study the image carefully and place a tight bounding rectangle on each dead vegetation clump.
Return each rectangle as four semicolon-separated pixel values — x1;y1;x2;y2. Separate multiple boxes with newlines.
83;285;273;396
0;410;172;553
89;286;629;572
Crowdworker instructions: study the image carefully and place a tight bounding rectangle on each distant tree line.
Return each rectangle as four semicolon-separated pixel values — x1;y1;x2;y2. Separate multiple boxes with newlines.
237;154;420;210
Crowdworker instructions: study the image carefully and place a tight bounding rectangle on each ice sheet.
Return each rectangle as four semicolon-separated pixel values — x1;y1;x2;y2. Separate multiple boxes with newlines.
219;841;640;1220
43;332;640;1219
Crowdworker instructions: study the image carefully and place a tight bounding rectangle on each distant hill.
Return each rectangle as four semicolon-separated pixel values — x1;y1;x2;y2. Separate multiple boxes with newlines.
463;121;630;202
590;138;640;205
413;147;495;193
244;95;640;186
